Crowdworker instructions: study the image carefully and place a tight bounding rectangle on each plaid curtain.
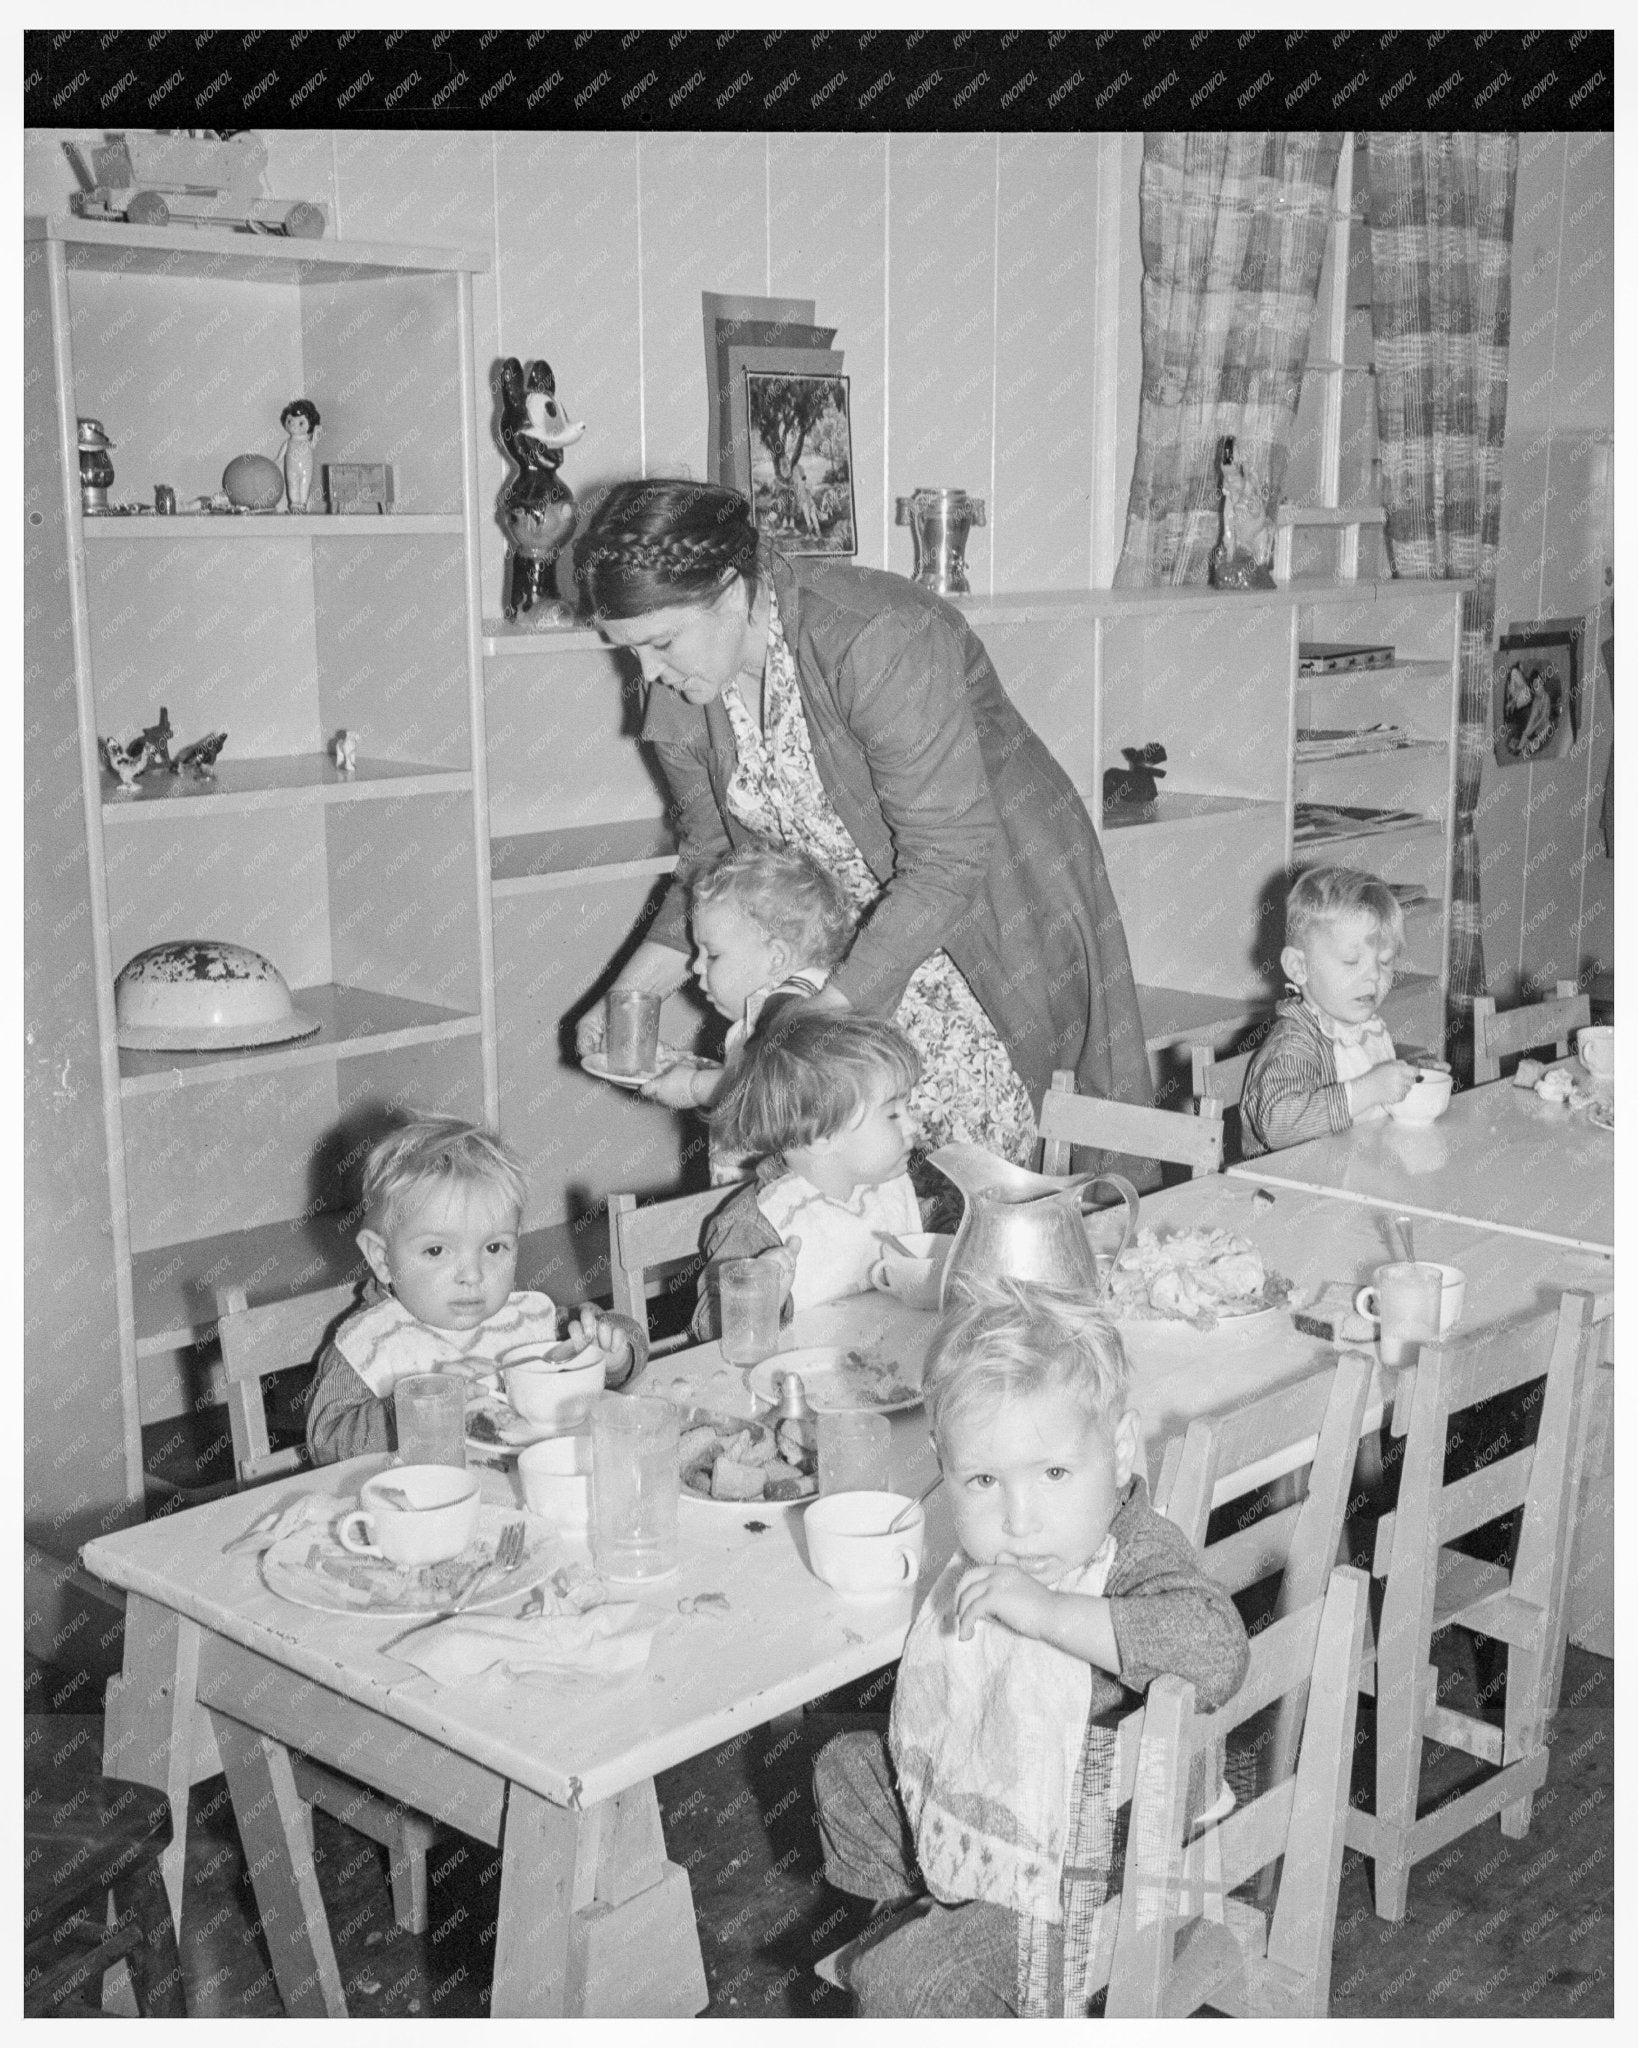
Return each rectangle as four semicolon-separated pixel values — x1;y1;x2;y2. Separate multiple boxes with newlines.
1366;132;1518;1069
1114;132;1342;586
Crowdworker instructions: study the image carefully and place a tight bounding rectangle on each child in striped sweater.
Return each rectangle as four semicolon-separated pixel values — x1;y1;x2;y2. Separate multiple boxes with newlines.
1241;865;1420;1156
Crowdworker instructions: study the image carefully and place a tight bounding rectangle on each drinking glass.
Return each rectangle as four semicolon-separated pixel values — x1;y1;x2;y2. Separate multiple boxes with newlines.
605;990;663;1075
590;1394;680;1580
717;1258;783;1366
393;1374;468;1468
818;1411;893;1495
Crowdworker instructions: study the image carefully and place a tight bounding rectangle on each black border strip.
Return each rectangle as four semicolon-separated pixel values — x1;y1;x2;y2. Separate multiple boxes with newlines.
24;30;1613;133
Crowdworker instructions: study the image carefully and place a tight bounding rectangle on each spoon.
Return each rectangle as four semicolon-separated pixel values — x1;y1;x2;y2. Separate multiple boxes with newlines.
887;1474;942;1534
1393;1213;1417;1266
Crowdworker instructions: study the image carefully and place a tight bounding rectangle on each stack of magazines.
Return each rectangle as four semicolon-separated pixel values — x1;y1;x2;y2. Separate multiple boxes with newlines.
1292;801;1429;843
1295;724;1412;761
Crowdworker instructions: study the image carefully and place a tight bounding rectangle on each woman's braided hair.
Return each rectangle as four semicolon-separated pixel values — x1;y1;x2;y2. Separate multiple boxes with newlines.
574;478;761;620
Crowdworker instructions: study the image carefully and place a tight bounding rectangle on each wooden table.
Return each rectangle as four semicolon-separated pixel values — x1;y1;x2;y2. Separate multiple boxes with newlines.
82;1190;1610;2017
1225;1070;1615;1254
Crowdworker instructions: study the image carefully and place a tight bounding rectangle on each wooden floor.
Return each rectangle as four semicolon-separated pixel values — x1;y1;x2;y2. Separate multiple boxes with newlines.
28;1629;1612;2019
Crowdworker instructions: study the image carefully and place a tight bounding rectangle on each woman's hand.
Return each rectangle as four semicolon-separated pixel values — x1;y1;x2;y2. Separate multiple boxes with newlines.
576;943;693;1060
954;1563;1057;1643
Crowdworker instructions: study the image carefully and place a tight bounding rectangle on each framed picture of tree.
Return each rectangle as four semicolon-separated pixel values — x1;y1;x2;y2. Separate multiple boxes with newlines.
723;343;855;558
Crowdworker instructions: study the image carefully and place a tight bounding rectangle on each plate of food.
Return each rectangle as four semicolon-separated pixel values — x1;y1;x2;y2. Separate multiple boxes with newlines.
262;1505;558;1616
675;1407;817;1510
1104;1226;1293;1332
1588;1099;1615;1132
464;1390;561;1459
747;1347;923;1415
582;1046;701;1091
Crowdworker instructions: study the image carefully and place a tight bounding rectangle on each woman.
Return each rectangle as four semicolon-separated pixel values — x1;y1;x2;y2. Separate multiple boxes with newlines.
572;479;1151;1166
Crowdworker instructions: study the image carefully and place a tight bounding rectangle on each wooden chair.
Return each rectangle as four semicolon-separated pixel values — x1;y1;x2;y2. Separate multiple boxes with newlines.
1346;1291;1599;1922
216;1281;359;1488
1189;1044;1253;1120
1038;1069;1224;1180
215;1282;438;1935
1470;978;1589;1085
607;1184;739;1355
1104;1566;1369;2017
24;1715;188;2016
1153;1353;1374;1896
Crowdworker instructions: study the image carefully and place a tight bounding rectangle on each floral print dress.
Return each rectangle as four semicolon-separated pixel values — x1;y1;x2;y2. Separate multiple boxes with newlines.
718;592;1039;1165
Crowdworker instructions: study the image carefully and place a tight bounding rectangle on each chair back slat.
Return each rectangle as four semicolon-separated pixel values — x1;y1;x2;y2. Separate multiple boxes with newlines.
214;1281;361;1489
1181;1779;1297;1898
607;1184;741;1337
1038;1070;1224;1178
1436;1449;1537;1548
1189;1045;1254;1114
1198;1504;1304;1593
1471;981;1589;1084
1190;1596;1328;1740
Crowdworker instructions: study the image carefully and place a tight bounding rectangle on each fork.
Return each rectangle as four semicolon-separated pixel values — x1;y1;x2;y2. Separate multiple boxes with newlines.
382;1520;529;1651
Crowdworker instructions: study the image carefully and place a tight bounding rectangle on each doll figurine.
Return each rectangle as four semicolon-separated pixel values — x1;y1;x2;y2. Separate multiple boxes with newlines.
497;358;584;620
279;399;321;513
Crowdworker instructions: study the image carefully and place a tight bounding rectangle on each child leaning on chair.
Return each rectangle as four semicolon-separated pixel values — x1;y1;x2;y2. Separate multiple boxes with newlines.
305;1116;641;1465
1240;864;1423;1157
813;1279;1250;2018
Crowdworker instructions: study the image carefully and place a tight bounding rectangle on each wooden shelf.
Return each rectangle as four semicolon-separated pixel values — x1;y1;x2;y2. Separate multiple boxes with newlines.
31;212;488;280
491;819;678;893
118;985;482;1095
83;514;463;540
1102;792;1284;834
483;617;608;657
101;755;469;820
1136;985;1274;1052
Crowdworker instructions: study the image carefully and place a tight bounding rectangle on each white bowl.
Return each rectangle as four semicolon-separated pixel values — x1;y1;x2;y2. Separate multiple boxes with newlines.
517;1433;592;1525
1386;1068;1453;1124
114;938;320;1051
502;1349;605;1427
869;1232;954;1313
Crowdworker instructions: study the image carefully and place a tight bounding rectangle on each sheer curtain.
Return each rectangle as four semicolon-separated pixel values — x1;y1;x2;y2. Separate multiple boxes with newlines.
1114;132;1342;587
1366;132;1518;1065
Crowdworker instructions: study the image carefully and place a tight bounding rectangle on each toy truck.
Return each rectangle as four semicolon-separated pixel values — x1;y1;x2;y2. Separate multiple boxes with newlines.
67;132;326;239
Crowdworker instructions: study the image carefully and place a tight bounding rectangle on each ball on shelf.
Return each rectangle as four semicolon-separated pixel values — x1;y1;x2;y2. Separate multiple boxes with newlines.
222;453;284;511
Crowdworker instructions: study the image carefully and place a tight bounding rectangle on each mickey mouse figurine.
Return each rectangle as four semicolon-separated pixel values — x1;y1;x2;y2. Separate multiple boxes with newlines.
497;358;586;621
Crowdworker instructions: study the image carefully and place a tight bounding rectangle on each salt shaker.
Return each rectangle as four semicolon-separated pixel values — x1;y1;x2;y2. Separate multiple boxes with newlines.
773;1370;817;1470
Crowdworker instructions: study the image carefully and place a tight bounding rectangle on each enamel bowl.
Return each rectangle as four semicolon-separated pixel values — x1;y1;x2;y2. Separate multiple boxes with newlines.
1386;1068;1454;1125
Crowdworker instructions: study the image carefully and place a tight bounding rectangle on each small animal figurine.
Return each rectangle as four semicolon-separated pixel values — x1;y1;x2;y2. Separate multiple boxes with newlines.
332;729;359;774
1208;436;1277;591
497;356;585;621
171;731;228;778
1102;742;1169;810
135;706;174;773
99;735;152;790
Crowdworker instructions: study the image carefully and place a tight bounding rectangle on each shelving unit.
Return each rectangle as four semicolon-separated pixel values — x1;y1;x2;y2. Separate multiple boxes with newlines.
24;216;497;1531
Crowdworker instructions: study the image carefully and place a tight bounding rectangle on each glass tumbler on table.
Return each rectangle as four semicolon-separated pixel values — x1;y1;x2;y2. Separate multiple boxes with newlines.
818;1410;893;1494
393;1374;468;1468
717;1257;783;1366
590;1394;680;1581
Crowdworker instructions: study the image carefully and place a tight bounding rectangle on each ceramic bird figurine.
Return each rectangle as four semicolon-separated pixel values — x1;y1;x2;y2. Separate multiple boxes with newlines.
100;735;153;790
136;706;175;773
171;730;228;778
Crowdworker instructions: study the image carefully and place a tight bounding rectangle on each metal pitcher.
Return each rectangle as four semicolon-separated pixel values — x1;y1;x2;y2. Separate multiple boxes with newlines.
930;1144;1139;1308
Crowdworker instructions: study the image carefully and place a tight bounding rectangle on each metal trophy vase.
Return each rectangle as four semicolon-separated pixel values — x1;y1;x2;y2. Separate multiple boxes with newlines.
895;487;986;595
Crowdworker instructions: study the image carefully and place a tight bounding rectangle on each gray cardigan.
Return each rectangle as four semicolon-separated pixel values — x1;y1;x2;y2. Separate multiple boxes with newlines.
639;548;1153;1138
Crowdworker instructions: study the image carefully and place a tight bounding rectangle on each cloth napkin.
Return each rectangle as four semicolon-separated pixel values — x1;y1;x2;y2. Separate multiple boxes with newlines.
386;1563;662;1687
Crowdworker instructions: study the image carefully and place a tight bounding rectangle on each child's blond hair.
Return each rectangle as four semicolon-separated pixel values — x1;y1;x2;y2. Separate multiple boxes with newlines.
1285;865;1404;956
709;1012;919;1161
362;1116;527;1232
921;1277;1133;1450
691;843;854;974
